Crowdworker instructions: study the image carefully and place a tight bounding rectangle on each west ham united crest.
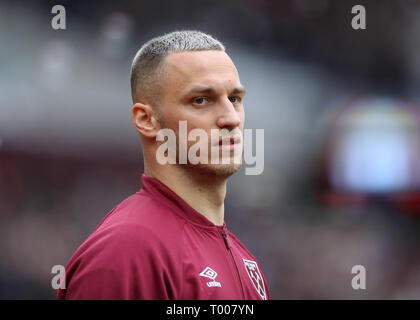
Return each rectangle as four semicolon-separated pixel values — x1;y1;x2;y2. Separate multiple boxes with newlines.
243;259;267;300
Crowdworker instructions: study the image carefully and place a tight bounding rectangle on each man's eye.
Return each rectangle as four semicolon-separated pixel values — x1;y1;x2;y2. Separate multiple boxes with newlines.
229;96;241;103
193;97;207;105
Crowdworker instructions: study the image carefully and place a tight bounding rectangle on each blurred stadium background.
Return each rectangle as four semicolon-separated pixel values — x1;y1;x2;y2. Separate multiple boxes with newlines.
1;0;420;299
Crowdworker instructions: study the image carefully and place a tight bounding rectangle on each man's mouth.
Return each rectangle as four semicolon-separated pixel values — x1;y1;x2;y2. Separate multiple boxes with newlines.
218;136;241;145
216;136;242;151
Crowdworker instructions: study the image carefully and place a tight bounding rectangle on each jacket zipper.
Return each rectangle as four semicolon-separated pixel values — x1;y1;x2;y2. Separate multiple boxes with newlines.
219;228;245;299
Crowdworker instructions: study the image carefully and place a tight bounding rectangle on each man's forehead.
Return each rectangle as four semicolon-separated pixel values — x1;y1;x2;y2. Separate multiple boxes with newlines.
163;50;241;93
164;50;238;78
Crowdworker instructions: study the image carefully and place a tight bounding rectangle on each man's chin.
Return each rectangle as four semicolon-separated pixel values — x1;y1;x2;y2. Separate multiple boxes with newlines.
184;163;242;178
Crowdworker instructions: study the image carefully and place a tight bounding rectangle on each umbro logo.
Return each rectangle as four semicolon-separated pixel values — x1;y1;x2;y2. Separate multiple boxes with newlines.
199;267;221;287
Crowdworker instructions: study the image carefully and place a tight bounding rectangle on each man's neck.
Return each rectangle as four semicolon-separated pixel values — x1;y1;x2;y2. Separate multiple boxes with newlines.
145;165;227;226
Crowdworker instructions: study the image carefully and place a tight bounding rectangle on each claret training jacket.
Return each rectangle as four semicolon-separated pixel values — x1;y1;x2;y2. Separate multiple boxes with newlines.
58;174;269;300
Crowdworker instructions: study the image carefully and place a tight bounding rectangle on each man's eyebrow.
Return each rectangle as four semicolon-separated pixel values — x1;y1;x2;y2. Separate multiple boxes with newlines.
185;86;246;96
186;86;217;95
231;86;246;95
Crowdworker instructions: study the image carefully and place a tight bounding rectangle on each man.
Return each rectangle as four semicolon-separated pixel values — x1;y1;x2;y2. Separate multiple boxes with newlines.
58;30;269;300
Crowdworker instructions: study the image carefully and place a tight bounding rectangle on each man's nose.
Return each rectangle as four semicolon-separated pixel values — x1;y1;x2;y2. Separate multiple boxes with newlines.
216;97;241;129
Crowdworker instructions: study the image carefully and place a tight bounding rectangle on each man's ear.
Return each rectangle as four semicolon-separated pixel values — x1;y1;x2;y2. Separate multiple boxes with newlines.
132;102;160;138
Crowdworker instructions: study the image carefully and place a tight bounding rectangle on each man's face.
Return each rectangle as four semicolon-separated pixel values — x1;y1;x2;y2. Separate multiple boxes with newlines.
158;50;245;177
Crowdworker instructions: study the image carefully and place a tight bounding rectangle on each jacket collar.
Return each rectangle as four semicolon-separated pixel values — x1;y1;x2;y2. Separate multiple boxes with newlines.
139;174;227;231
